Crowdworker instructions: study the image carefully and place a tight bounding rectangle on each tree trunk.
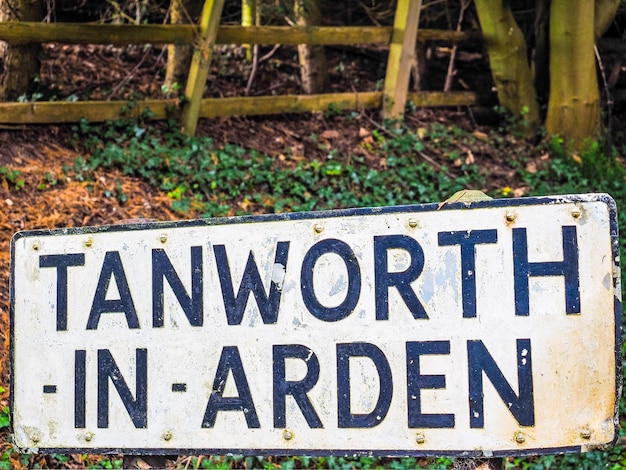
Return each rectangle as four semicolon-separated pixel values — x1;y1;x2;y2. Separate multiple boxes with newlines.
474;0;539;136
164;0;201;94
546;0;599;147
295;0;327;94
533;0;550;105
241;0;256;61
595;0;620;38
0;0;43;101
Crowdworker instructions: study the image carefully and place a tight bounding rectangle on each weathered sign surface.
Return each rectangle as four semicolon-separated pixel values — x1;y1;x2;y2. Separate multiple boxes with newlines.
10;193;621;457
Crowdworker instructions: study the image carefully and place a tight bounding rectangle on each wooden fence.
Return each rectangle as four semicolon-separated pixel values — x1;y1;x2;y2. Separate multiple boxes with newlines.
0;0;481;134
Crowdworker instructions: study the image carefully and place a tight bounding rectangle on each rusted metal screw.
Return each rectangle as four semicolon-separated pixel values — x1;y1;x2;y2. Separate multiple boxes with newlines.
505;211;516;223
84;238;93;248
314;224;324;234
159;233;168;243
571;207;582;219
84;431;94;442
408;218;418;228
162;431;173;441
415;431;425;444
282;429;294;441
580;429;592;440
514;432;526;444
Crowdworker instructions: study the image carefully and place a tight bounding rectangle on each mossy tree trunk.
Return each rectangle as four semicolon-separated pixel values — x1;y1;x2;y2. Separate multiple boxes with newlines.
0;0;43;101
533;0;550;105
595;0;620;39
164;0;201;94
545;0;599;147
474;0;539;136
294;0;327;94
241;0;256;61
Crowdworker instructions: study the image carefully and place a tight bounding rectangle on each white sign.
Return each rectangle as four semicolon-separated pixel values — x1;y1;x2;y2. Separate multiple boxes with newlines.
10;194;621;457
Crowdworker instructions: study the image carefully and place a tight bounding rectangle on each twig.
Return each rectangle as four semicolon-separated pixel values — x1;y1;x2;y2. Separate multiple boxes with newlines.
107;45;153;101
443;0;470;92
253;81;284;96
595;44;614;146
608;27;626;89
259;44;281;63
246;44;282;95
245;44;260;96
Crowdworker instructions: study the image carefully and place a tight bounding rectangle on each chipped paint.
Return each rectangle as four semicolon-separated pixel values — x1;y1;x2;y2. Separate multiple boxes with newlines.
9;193;621;457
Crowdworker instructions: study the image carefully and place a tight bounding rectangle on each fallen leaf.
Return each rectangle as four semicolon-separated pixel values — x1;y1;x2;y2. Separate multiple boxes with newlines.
417;127;428;139
525;161;538;173
513;187;527;197
320;129;340;140
359;127;371;138
290;144;305;157
571;154;583;164
453;158;462;167
465;150;475;165
473;130;488;141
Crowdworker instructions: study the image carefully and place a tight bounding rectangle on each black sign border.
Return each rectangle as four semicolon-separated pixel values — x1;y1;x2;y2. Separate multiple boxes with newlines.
9;193;622;458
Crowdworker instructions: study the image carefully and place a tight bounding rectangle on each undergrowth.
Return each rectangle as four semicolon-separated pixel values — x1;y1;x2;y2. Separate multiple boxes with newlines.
14;113;625;470
69;117;484;217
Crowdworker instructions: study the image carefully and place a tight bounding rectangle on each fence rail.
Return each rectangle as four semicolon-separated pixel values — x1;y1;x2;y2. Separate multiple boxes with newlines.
0;91;477;124
0;22;480;45
0;0;483;132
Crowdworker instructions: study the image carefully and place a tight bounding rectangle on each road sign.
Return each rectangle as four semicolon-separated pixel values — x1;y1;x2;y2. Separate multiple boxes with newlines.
10;193;621;457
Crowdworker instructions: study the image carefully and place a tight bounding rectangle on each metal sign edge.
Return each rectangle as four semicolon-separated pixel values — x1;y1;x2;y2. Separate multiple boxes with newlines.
8;192;622;457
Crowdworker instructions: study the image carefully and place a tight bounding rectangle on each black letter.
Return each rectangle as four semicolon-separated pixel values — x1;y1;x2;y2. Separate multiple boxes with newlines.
39;254;85;330
214;242;289;325
513;226;580;316
301;239;360;321
202;346;260;428
75;350;86;428
337;342;392;428
97;348;147;428
87;251;139;329
273;344;323;428
152;246;203;327
374;235;427;320
406;341;454;428
438;230;498;318
467;339;534;428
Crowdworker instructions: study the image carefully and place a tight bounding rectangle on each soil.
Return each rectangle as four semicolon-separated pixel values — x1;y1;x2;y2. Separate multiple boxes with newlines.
0;39;623;468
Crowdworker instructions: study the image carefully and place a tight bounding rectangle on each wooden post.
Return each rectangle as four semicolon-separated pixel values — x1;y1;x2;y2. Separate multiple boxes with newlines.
382;0;422;120
181;0;226;135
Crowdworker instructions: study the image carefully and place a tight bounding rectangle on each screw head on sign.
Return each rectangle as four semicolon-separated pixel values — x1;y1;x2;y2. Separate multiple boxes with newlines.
408;218;418;228
505;211;516;223
571;207;582;219
32;241;40;251
580;429;592;440
162;431;173;441
514;432;526;444
415;431;425;444
84;238;93;248
314;224;324;234
282;429;294;441
30;433;40;444
159;233;168;243
84;431;94;442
